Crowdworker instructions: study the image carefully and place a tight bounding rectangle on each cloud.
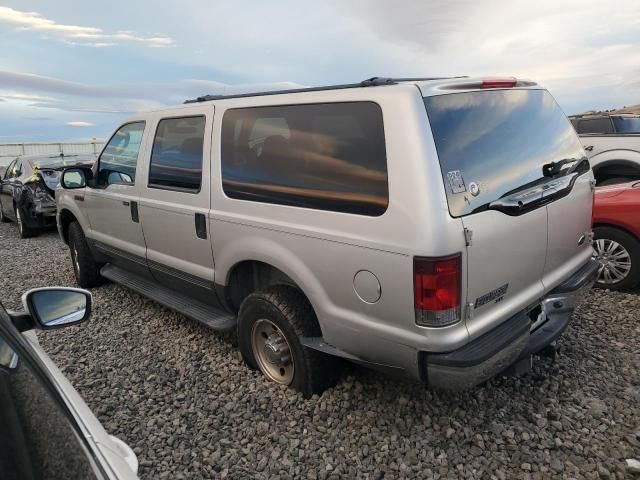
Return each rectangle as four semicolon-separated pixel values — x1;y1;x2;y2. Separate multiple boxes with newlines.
0;69;305;114
0;6;174;47
65;121;95;127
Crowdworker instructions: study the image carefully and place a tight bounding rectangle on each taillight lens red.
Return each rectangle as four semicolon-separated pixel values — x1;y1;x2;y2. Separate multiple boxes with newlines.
414;255;461;327
481;77;517;89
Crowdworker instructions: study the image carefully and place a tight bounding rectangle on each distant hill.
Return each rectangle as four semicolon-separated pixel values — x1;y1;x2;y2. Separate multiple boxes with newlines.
575;104;640;116
612;104;640;114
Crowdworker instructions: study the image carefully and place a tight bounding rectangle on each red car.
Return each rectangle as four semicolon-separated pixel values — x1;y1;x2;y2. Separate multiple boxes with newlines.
592;180;640;290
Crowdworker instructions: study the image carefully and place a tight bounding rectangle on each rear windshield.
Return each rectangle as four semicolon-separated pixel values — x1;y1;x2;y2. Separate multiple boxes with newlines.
612;116;640;133
424;89;586;217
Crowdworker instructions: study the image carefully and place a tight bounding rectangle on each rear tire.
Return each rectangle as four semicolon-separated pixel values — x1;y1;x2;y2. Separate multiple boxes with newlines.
15;207;36;238
238;286;341;397
593;226;640;291
68;222;103;288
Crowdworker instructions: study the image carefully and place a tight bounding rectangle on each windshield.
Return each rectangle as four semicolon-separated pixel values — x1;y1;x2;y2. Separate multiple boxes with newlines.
424;89;586;217
612;116;640;133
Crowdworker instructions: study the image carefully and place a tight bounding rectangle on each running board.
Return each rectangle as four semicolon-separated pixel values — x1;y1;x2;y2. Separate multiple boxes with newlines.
100;264;236;331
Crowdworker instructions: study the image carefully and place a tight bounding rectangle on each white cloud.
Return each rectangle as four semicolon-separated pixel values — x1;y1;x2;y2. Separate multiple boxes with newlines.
0;6;174;47
65;121;94;127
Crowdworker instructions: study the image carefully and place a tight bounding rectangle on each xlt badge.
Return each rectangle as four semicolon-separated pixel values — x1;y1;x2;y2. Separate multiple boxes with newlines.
474;283;509;308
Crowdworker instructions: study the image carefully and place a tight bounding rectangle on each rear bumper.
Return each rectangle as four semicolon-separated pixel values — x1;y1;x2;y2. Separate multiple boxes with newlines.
422;259;599;390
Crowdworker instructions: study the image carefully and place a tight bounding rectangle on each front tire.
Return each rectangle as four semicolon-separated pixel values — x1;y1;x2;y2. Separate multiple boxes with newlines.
238;286;341;397
15;207;35;238
68;222;103;288
593;226;640;291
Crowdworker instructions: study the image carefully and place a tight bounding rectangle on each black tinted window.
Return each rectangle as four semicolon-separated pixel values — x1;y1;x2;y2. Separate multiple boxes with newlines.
612;116;640;133
221;102;388;216
578;117;614;134
149;116;205;192
425;89;586;217
97;122;145;187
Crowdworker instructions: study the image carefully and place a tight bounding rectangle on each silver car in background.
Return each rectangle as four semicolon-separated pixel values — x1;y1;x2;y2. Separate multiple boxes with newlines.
0;287;138;479
56;76;598;396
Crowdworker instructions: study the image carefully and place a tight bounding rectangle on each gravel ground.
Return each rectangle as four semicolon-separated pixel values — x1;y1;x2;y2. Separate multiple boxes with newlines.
0;222;639;480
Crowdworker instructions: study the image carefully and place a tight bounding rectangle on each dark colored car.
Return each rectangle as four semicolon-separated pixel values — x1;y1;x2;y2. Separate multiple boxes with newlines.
0;154;95;238
592;180;640;290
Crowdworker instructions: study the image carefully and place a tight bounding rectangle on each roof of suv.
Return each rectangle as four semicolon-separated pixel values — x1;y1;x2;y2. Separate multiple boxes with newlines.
183;76;538;105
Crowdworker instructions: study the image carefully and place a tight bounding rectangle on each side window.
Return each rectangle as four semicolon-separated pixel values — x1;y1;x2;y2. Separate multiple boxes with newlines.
3;159;17;180
148;116;205;192
221;102;388;216
97;121;145;187
578;117;614;134
12;160;22;178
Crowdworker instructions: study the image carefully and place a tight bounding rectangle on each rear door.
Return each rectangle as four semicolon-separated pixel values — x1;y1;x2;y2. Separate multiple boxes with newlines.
137;108;217;305
424;88;590;339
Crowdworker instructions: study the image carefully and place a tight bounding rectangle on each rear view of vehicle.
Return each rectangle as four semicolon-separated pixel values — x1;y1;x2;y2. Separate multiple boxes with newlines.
419;79;598;388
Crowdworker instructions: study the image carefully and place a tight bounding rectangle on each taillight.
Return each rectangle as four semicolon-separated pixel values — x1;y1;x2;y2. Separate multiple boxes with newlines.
414;255;461;327
481;77;517;89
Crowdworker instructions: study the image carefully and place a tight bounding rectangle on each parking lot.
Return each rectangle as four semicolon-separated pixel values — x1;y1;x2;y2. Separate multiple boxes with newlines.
0;222;638;479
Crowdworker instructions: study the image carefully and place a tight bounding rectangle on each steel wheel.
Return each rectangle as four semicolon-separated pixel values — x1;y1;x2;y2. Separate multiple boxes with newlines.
593;238;632;284
251;318;294;385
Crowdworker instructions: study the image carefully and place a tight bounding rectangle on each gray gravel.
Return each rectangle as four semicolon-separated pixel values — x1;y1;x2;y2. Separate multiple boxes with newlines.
0;222;639;479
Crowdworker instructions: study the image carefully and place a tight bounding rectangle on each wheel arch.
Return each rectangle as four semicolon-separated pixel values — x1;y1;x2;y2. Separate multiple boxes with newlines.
593;222;640;242
58;208;79;244
216;239;331;336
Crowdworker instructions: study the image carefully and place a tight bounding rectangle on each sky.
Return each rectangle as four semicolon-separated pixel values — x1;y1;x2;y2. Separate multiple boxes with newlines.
0;0;639;143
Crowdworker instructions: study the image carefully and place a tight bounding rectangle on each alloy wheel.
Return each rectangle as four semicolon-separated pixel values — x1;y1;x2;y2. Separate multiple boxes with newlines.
251;318;294;385
593;238;632;285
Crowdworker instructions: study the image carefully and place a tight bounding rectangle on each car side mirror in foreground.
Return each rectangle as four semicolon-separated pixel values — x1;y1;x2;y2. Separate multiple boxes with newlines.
61;167;90;189
21;288;92;330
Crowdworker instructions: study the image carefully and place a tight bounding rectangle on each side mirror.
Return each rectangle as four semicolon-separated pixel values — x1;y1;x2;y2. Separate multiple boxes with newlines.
61;167;92;189
22;288;92;329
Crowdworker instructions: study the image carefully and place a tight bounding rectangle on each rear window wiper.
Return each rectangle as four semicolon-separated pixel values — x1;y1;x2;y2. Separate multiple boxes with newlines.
487;174;581;215
542;156;588;177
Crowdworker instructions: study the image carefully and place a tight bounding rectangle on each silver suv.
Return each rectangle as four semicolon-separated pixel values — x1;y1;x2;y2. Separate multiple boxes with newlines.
56;76;598;396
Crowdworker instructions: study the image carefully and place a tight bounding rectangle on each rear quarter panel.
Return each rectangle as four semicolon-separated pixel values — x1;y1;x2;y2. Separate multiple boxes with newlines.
593;186;640;238
208;85;467;371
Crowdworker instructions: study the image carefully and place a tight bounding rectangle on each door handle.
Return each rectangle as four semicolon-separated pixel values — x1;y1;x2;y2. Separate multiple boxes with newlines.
195;213;207;239
130;201;139;223
74;195;84;202
122;201;130;206
584;145;593;151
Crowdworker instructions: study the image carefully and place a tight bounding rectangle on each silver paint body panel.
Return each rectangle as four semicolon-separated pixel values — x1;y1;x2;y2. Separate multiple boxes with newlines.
56;79;594;379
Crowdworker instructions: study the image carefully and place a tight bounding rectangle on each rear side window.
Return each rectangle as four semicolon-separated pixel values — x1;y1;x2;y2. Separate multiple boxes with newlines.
577;117;614;134
97;122;145;187
149;116;205;192
425;89;586;217
221;102;388;216
612;116;640;133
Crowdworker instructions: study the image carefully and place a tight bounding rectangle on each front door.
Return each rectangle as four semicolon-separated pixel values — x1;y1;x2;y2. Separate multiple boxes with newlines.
83;121;149;277
138;110;218;305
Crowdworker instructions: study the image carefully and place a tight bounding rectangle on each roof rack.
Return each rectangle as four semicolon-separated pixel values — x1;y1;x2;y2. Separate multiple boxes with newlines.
183;76;466;103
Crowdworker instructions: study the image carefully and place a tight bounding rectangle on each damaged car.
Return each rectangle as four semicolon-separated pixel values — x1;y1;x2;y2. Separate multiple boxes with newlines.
0;154;95;238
